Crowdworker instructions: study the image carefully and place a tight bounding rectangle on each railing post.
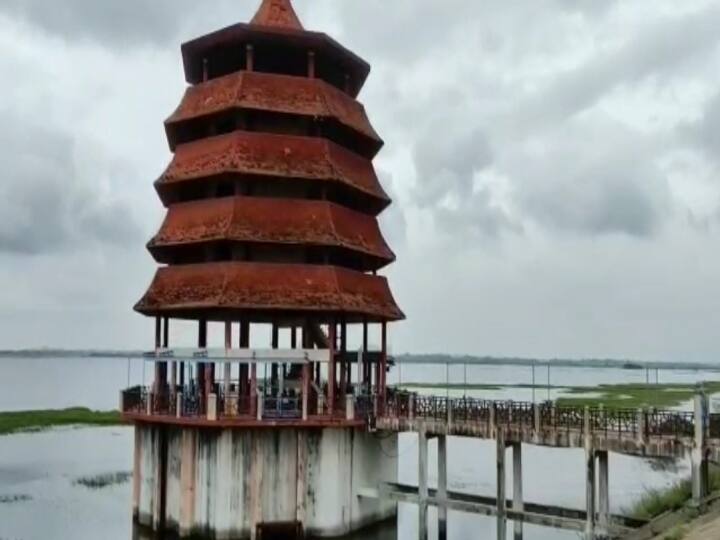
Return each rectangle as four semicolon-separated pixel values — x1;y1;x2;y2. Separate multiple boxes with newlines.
551;403;557;429
692;390;709;505
637;408;647;445
533;403;541;434
490;403;497;437
346;395;355;421
409;394;415;421
585;414;596;540
257;393;264;422
373;393;379;419
447;397;453;432
119;390;125;412
176;393;183;419
318;393;325;417
584;406;591;436
147;392;154;416
208;394;218;421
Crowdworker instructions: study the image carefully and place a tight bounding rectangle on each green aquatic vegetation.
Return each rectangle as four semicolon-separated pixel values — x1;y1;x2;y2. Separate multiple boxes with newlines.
397;381;720;409
0;408;122;436
74;471;132;489
557;382;720;409
629;466;720;520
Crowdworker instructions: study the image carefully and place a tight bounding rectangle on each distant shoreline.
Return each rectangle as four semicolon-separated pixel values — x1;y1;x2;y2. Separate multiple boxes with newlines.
0;350;718;372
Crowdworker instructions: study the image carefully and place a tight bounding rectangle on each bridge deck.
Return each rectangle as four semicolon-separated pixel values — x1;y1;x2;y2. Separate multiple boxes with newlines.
378;393;720;460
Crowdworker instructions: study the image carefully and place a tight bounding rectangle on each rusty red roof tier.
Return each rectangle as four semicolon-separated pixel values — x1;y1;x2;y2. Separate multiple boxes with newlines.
157;130;389;209
149;196;395;267
165;70;381;153
135;262;404;322
251;0;304;30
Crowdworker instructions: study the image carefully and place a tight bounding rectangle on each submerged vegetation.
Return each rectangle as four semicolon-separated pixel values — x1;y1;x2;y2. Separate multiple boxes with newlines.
396;381;720;409
0;408;122;436
74;471;132;489
0;494;32;504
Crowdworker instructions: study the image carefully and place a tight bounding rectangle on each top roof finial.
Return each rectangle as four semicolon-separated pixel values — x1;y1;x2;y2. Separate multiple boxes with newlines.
250;0;304;30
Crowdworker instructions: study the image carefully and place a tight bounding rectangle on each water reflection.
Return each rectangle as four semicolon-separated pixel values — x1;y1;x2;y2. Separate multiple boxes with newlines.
131;521;398;540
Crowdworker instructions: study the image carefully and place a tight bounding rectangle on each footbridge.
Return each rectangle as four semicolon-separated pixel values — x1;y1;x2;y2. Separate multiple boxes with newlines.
372;391;720;540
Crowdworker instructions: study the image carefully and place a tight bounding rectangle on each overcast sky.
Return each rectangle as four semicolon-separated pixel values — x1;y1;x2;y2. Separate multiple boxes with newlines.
0;0;719;361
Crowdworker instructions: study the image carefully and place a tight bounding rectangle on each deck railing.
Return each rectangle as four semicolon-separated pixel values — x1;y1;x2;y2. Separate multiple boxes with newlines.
121;386;720;441
384;392;717;441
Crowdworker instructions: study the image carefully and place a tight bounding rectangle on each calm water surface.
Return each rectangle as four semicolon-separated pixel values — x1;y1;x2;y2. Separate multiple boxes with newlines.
0;356;712;540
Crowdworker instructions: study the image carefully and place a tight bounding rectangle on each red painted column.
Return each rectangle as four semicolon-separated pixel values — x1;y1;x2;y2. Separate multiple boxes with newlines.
271;323;279;395
339;320;347;397
198;320;207;411
249;362;258;418
380;321;388;411
328;321;337;416
363;319;369;388
239;319;250;411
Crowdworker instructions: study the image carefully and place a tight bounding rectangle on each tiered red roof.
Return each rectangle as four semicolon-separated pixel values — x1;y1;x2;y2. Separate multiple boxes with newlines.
136;0;403;323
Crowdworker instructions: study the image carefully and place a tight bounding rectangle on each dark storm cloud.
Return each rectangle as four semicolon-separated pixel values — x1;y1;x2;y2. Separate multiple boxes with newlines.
0;113;142;255
0;0;239;47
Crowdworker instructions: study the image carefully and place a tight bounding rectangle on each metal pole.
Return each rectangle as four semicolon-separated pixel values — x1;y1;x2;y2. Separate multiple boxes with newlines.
446;362;450;399
399;356;402;389
532;362;536;404
127;358;131;388
547;364;551;402
464;363;467;397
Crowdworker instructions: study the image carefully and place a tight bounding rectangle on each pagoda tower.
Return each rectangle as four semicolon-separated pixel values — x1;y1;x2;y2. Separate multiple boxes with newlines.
122;1;403;538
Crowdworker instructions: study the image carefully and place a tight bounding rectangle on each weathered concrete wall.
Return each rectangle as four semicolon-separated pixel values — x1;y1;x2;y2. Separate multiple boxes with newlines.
134;425;397;539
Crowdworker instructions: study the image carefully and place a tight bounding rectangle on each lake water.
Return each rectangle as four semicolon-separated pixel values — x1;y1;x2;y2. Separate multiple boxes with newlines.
0;356;714;540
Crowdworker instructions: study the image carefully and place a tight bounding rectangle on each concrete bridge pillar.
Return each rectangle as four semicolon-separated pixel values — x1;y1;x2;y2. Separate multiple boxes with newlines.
497;429;507;540
692;390;709;505
596;450;610;539
584;407;596;540
512;442;523;540
418;426;429;540
438;435;448;540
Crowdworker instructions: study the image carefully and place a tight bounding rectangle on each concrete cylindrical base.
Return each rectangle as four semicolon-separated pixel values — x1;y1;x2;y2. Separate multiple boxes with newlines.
133;425;398;539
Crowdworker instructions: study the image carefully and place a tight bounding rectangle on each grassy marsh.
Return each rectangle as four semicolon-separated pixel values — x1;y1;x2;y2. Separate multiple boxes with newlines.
0;408;122;436
396;381;720;409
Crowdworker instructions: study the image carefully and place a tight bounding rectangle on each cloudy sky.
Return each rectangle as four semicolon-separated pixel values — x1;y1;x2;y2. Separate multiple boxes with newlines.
0;0;719;361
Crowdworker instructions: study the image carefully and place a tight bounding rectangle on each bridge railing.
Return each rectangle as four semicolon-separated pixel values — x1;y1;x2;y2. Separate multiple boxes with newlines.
709;414;720;439
384;391;703;440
